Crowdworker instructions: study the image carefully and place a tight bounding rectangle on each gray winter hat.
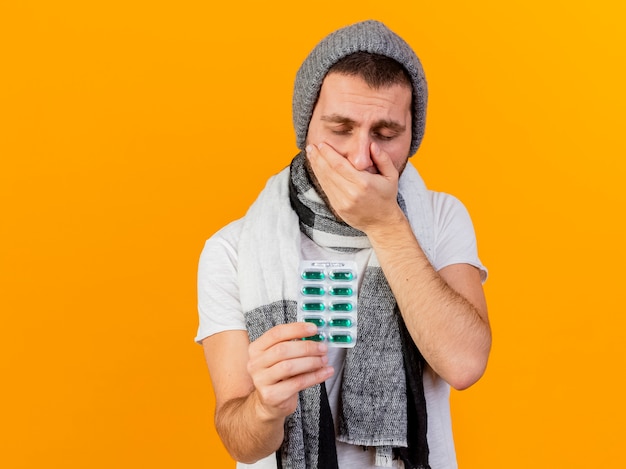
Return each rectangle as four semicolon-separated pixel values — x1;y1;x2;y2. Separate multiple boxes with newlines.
293;20;428;157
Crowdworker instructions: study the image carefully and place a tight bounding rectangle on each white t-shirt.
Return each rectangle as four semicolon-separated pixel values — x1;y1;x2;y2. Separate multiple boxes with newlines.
196;191;486;469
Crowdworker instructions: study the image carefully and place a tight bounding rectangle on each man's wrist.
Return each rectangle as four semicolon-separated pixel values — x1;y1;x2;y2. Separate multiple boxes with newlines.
363;205;409;240
250;389;285;425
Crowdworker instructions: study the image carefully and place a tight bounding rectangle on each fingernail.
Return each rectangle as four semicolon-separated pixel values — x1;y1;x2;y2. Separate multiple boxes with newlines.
305;144;313;155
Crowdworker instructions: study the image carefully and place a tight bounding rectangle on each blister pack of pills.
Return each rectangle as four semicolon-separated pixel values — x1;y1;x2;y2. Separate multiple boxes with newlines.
297;260;358;348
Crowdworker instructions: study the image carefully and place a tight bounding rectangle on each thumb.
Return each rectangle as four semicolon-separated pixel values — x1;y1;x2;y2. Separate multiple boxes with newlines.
370;142;398;178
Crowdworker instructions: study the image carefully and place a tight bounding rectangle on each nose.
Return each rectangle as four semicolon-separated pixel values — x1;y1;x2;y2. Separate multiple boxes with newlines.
346;132;375;172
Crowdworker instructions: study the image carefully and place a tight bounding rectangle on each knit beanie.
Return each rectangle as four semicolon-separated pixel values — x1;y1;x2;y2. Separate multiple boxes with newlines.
293;20;428;157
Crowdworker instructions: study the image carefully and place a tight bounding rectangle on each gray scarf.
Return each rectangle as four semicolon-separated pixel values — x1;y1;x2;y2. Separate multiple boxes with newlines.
238;153;434;468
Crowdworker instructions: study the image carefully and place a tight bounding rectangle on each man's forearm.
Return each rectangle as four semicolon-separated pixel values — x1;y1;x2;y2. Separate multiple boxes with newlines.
215;391;285;464
367;212;491;390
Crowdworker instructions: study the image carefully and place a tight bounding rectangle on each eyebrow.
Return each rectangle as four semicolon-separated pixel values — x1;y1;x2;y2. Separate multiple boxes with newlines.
320;113;406;133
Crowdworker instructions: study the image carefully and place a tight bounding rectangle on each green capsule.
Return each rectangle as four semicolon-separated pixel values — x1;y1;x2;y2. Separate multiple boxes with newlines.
301;286;325;296
328;318;352;328
301;270;325;281
329;302;353;312
330;270;354;281
329;286;353;296
303;317;325;327
329;333;353;344
302;302;325;312
303;333;325;342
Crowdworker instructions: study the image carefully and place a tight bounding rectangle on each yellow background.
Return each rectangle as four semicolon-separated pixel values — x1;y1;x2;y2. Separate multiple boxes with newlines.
1;1;624;467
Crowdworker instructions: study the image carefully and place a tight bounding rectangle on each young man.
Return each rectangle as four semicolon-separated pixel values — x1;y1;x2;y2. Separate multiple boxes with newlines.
196;20;491;469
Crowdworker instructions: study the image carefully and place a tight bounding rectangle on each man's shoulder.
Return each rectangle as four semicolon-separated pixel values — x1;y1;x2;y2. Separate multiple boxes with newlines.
198;218;247;271
426;190;469;218
206;218;245;247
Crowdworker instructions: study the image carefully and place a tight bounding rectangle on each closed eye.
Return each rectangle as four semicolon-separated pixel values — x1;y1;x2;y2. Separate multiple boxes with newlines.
372;121;405;141
373;131;398;141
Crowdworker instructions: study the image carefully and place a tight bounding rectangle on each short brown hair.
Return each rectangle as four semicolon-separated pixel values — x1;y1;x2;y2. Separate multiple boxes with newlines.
327;52;412;90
